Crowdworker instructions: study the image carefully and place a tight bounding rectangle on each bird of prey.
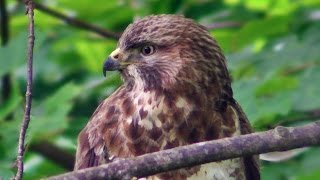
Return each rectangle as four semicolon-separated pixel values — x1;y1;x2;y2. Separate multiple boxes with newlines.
74;14;260;180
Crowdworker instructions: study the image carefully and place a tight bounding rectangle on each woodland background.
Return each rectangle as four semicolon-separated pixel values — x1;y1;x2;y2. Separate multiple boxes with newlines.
0;0;320;179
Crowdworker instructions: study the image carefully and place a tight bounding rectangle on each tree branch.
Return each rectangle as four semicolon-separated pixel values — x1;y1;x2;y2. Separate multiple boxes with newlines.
14;0;35;179
18;1;243;40
45;122;320;180
206;21;242;30
31;2;121;39
30;140;75;170
271;109;320;128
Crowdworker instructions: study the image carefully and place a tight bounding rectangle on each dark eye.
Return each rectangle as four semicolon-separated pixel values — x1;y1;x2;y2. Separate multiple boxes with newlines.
141;45;155;56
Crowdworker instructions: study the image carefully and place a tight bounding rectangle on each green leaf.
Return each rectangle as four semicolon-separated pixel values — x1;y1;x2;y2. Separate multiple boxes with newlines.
255;76;298;96
232;79;260;124
233;16;290;50
233;78;293;126
24;153;65;180
294;66;320;111
75;40;116;73
0;163;14;180
0;114;22;161
261;148;320;180
296;171;320;180
254;91;293;126
28;82;81;141
0;33;27;77
0;81;22;121
0;31;47;77
244;0;270;11
295;148;320;180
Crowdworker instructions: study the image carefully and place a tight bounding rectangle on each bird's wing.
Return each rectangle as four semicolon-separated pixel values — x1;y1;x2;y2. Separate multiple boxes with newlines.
213;49;260;179
74;103;111;170
74;85;128;170
232;101;261;180
74;127;101;170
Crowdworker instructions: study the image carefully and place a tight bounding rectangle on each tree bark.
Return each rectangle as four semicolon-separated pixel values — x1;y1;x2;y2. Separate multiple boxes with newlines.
15;1;35;179
45;122;320;180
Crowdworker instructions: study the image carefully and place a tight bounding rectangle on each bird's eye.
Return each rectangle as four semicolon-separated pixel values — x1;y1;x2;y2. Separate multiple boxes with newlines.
141;45;155;56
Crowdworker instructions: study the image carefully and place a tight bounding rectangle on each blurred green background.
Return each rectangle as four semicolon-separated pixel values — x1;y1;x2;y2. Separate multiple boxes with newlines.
1;0;320;179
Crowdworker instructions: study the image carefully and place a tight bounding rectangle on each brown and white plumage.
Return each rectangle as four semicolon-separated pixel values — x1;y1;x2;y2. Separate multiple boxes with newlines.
75;15;260;180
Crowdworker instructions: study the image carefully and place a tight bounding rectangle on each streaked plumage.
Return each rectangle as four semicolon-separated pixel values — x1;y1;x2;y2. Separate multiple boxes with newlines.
75;15;260;180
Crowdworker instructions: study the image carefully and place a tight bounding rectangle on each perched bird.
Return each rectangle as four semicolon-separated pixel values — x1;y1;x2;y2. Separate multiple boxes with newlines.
74;15;260;180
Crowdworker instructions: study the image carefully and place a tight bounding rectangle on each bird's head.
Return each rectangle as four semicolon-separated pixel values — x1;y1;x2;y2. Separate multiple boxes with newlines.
103;15;227;91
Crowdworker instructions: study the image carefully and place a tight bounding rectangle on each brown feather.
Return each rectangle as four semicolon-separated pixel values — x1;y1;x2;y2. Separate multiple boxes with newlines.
232;101;261;180
74;128;99;170
75;14;260;179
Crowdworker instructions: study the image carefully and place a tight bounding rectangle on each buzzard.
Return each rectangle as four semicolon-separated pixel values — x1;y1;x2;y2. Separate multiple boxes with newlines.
75;15;260;180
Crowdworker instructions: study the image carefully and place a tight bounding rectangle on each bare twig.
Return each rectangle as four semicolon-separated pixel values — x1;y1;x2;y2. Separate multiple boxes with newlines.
282;62;319;75
271;109;320;128
14;0;35;179
206;21;242;30
30;141;75;170
19;1;243;40
45;122;320;180
32;2;121;39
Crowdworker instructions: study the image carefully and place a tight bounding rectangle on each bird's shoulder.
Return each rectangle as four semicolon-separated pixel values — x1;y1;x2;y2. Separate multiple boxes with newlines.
74;86;130;169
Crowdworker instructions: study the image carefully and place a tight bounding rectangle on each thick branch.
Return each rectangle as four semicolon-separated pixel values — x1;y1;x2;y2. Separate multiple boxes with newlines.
15;1;35;179
32;2;120;39
45;122;320;180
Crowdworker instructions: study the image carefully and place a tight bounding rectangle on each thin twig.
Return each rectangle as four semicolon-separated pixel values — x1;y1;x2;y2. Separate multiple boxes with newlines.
32;2;121;39
15;0;35;179
20;1;242;40
282;62;319;75
30;141;75;170
271;109;320;128
45;122;320;180
206;21;242;30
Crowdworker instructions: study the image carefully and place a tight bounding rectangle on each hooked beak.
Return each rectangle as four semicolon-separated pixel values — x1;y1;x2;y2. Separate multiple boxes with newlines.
103;48;122;77
103;57;121;77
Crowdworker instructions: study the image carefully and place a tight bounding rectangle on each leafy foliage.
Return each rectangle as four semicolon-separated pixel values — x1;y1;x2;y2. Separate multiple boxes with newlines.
0;0;319;179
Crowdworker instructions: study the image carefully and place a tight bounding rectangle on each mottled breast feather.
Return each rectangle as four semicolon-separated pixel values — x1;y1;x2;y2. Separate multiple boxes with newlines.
74;14;260;180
